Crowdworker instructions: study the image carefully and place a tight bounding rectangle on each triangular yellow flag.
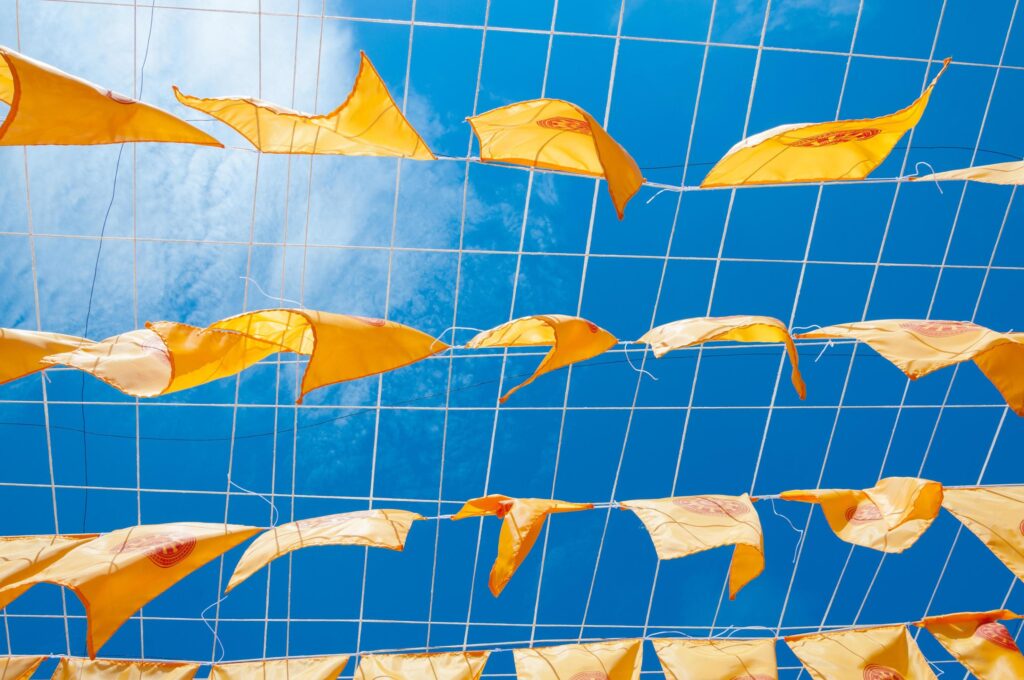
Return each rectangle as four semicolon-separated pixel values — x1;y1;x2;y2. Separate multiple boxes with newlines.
917;610;1024;680
0;329;91;386
52;658;200;680
941;486;1024;581
0;656;46;680
209;656;350;680
786;625;936;680
512;639;643;680
912;159;1024;185
353;652;489;680
651;638;777;680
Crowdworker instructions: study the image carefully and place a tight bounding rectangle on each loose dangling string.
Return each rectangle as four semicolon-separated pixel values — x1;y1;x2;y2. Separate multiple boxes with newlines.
914;161;944;194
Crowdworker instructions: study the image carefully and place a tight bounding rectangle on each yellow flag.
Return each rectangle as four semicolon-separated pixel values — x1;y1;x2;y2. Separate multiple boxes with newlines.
452;495;593;596
913;160;1024;185
786;625;936;680
174;52;434;159
780;477;943;552
513;639;643;680
466;315;617;403
622;495;764;598
209;656;350;680
0;329;91;386
0;656;46;680
0;522;260;658
941;487;1024;581
0;46;220;147
227;509;422;592
353;652;489;680
0;534;98;605
917;610;1024;680
52;658;200;680
651;638;777;680
638;315;806;398
797;320;1024;416
702;59;949;187
468;99;644;219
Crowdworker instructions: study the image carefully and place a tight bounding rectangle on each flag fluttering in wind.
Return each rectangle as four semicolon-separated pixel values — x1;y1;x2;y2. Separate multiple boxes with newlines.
0;329;92;386
209;657;350;680
786;625;937;680
917;610;1024;680
941;486;1024;581
912;159;1024;185
353;652;489;680
0;534;98;594
52;658;200;680
651;638;777;680
0;656;46;680
512;639;643;680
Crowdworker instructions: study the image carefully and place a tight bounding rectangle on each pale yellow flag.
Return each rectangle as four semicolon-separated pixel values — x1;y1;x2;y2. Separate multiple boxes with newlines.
227;509;422;592
174;52;433;159
0;46;220;147
452;495;593;596
466;315;617;403
941;487;1024;581
0;522;259;658
913;160;1024;185
353;652;489;680
513;639;643;680
786;625;936;680
651;638;777;680
209;656;350;680
780;477;943;552
622;495;764;598
798;320;1024;416
0;329;91;386
0;656;46;680
918;610;1024;680
702;59;949;187
0;534;98;604
52;658;200;680
638;315;806;398
468;99;644;219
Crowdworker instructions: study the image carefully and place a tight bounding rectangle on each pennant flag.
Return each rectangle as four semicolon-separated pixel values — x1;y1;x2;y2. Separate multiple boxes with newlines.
353;652;489;680
0;656;46;680
941;486;1024;581
452;495;593;596
52;658;200;680
174;52;434;159
638;315;806;398
651;638;777;680
622;495;764;598
912;160;1024;185
513;639;643;680
0;329;91;386
917;610;1024;680
209;657;350;680
797;320;1024;416
227;509;422;592
0;46;220;147
0;522;259;658
780;477;943;552
466;315;617;403
468;99;644;219
0;535;98;597
786;625;936;680
702;59;950;187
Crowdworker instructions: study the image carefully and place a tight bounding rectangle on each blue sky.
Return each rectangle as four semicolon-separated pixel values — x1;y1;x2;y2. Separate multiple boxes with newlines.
1;0;1024;677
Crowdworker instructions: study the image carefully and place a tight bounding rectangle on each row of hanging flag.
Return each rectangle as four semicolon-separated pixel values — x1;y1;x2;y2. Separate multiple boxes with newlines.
3;312;1021;413
2;47;1021;219
1;479;1019;658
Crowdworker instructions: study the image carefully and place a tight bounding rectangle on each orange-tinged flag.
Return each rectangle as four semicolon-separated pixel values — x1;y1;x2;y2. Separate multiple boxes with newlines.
227;509;422;592
52;658;200;680
0;522;260;658
0;328;91;386
0;534;98;605
468;99;644;219
353;652;489;680
702;59;950;188
466;315;617;403
512;639;643;680
209;656;350;680
912;160;1024;185
780;477;942;552
797;320;1024;416
941;487;1024;581
786;625;936;680
638;315;806;398
917;610;1024;680
452;495;593;596
174;52;434;159
0;46;220;147
622;495;764;599
651;638;777;680
0;656;46;680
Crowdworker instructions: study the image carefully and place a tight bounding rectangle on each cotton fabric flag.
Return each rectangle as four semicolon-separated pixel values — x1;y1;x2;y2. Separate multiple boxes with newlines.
353;652;489;680
512;639;643;680
174;52;433;159
466;315;617;403
786;625;936;680
0;656;46;680
468;98;644;218
52;658;200;680
797;320;1024;416
941;487;1024;581
208;657;350;680
701;59;949;187
638;315;806;398
918;610;1024;680
452;495;593;596
0;522;259;658
227;509;422;591
912;159;1024;185
0;46;220;147
622;495;764;598
0;329;91;386
780;477;942;552
651;638;777;680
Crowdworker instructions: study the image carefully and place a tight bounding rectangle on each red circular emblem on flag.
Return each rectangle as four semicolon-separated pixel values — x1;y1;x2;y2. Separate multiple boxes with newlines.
976;621;1019;651
845;503;883;523
585;321;599;333
863;664;905;680
120;532;197;568
673;497;749;516
536;117;592;134
1019;518;1024;537
898;320;980;337
569;673;608;680
785;128;881;147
